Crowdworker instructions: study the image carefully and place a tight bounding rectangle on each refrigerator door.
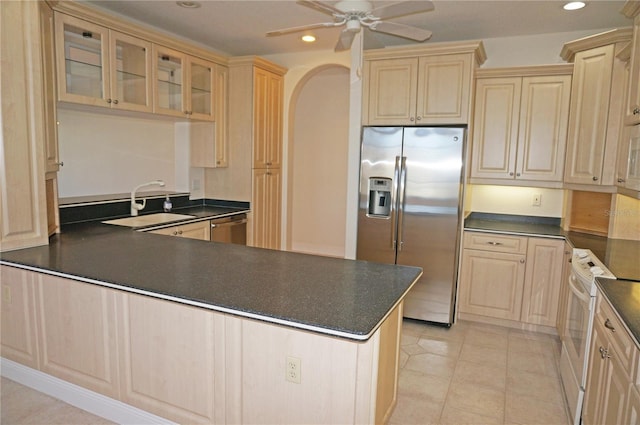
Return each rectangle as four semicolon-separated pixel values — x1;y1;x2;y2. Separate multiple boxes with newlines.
357;127;403;265
398;127;465;324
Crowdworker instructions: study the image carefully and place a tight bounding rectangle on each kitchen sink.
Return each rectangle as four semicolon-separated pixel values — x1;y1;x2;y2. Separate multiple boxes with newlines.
102;213;196;228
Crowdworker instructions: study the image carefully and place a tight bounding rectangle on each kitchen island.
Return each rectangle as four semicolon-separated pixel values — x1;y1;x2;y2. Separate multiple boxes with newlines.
0;221;421;424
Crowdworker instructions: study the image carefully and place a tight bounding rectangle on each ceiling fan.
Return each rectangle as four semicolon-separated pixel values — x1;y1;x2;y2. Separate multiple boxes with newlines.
266;0;435;51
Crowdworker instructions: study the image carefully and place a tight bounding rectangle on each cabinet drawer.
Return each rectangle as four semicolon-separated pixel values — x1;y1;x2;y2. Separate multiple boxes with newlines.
463;232;528;254
596;295;639;379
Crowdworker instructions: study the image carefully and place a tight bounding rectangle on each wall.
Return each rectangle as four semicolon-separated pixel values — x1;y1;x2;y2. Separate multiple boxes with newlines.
467;185;565;218
287;66;350;257
481;28;615;67
57;108;189;198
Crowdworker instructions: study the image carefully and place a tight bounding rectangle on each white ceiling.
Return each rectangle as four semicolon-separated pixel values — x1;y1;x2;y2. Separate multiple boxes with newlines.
83;0;632;56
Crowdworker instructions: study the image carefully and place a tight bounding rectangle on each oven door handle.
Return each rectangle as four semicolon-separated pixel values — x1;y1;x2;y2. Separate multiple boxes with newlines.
568;274;591;304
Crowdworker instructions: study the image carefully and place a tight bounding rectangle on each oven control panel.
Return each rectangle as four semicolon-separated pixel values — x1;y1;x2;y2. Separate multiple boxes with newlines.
573;249;616;281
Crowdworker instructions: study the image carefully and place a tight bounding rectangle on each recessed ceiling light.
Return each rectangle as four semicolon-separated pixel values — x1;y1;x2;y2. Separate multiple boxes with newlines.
563;2;586;11
301;35;316;43
176;1;201;8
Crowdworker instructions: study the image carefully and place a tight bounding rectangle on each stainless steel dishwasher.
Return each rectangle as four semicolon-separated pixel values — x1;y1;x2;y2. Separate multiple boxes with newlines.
210;214;247;245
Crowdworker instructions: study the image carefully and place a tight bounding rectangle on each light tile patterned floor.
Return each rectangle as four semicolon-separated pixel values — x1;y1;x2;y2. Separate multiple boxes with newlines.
1;319;571;425
390;319;571;425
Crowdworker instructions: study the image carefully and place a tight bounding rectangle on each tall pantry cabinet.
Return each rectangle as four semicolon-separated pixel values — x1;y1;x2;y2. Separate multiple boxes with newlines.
228;57;286;250
1;1;59;252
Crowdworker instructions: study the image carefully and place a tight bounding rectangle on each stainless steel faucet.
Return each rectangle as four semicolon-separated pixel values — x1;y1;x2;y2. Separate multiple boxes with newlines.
130;180;165;216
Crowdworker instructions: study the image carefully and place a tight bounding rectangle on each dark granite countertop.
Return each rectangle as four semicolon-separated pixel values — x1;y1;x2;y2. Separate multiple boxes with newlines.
0;221;421;341
464;212;566;238
596;278;640;349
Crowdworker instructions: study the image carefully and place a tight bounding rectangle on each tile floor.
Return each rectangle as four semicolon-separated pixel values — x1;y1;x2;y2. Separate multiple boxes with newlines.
1;319;570;425
390;319;570;425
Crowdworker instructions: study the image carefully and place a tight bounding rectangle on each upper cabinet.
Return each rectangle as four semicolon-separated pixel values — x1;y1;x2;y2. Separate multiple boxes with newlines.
252;66;283;169
561;29;632;188
153;46;216;121
52;3;228;123
623;2;640;125
362;42;486;126
470;66;572;186
55;14;153;113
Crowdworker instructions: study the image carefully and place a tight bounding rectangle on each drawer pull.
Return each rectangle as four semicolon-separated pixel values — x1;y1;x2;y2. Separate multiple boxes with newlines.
486;241;503;246
604;318;616;332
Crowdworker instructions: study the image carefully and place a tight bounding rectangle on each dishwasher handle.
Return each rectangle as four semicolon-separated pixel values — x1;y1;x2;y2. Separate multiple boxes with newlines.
211;218;247;228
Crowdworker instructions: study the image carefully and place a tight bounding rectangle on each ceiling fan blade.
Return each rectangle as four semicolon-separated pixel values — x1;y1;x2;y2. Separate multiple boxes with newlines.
335;29;357;52
297;0;343;16
369;21;432;41
371;1;435;20
363;30;385;50
266;22;337;37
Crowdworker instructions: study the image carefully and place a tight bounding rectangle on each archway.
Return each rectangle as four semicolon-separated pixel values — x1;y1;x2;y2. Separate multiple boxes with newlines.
286;65;350;257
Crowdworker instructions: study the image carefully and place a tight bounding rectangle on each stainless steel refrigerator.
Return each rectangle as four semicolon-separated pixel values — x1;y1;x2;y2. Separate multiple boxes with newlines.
356;126;466;325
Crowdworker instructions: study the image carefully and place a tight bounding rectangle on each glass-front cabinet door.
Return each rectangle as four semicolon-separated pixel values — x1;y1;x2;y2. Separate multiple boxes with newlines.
153;45;186;118
187;57;215;121
54;13;109;106
109;31;152;112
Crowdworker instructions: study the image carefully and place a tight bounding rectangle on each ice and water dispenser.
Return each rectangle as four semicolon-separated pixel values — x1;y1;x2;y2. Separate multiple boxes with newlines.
367;177;392;217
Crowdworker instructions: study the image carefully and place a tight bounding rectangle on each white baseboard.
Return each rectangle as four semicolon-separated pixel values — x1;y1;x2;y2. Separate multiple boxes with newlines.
1;358;177;425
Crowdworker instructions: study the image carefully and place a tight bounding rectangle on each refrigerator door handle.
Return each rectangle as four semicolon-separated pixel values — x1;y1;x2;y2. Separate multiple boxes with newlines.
391;156;401;250
397;156;407;251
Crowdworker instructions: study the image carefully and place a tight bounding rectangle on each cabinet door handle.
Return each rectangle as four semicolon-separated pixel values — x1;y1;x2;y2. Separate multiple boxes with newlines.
516;172;521;177
599;346;611;359
633;107;640;115
409;117;415;122
519;258;525;264
416;116;422;121
592;176;599;181
54;161;64;167
486;241;503;246
618;178;625;183
113;99;119;105
604;318;616;332
509;172;514;176
172;231;178;236
106;98;112;104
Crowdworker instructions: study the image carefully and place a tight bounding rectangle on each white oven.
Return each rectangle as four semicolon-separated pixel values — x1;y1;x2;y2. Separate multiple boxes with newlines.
559;249;615;425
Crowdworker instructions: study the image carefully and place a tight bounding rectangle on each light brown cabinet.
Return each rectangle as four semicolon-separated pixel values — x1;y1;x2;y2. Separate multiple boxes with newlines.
0;266;40;369
458;232;564;328
583;290;639;425
561;30;632;187
118;291;216;423
470;67;572;185
0;0;50;252
252;168;282;250
55;13;153;113
36;273;120;399
252;66;283;169
362;42;485;126
148;220;211;240
229;57;286;250
623;2;640;125
617;124;640;193
153;45;216;121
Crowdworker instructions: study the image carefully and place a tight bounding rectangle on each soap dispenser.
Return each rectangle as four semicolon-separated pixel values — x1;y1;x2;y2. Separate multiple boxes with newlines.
163;195;172;212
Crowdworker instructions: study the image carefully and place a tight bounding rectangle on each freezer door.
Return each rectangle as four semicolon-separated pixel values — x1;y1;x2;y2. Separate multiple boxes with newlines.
356;127;403;265
398;127;465;324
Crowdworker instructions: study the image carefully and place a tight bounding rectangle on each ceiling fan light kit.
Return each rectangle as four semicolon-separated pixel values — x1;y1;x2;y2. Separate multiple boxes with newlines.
266;0;435;51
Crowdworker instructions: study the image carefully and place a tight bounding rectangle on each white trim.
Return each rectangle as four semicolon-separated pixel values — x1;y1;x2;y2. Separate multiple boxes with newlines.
1;358;177;425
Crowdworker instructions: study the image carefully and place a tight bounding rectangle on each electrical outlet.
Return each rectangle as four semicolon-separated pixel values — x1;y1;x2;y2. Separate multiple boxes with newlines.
532;193;542;206
286;356;301;384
